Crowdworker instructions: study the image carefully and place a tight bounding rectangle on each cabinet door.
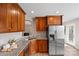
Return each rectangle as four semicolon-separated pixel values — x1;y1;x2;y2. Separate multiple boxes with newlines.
18;8;25;31
36;19;40;31
47;16;62;25
0;4;9;32
42;40;48;52
40;18;47;31
10;5;18;32
37;40;43;53
36;17;47;31
28;40;37;55
20;11;25;31
7;4;12;31
37;40;48;53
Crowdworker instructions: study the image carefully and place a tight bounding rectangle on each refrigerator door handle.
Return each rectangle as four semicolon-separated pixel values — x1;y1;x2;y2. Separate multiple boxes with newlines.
50;34;55;41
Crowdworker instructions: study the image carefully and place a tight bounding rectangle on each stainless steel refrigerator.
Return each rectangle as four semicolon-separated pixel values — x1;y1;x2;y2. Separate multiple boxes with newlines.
48;25;64;56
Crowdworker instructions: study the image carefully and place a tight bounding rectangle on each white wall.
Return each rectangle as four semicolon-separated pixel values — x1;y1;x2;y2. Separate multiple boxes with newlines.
0;32;22;46
64;18;79;49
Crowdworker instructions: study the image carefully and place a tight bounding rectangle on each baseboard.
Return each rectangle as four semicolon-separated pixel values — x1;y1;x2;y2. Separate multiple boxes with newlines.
65;43;79;50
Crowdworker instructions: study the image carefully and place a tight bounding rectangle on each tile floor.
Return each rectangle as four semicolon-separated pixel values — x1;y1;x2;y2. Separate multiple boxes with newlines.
32;53;48;56
64;44;79;56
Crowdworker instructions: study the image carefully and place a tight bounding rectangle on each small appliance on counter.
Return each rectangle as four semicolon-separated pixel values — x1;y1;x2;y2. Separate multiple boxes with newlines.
23;32;29;40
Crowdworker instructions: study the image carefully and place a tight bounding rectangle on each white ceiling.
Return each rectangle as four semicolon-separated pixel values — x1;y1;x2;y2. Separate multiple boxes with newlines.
19;3;79;22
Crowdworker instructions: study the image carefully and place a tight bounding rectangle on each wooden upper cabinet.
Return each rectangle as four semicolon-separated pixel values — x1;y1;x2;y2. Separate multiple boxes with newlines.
20;11;25;31
0;4;9;32
0;3;25;33
10;4;18;32
7;4;12;31
47;16;62;25
18;8;25;31
36;16;62;32
36;17;47;31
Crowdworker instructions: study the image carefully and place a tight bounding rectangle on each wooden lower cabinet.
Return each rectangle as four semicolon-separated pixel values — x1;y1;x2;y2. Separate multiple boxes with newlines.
28;39;48;56
28;40;37;55
19;50;25;56
19;39;48;56
37;40;48;53
19;45;29;56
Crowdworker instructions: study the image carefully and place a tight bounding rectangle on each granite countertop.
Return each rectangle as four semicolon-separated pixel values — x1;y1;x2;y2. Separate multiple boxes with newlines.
29;37;47;40
0;39;29;56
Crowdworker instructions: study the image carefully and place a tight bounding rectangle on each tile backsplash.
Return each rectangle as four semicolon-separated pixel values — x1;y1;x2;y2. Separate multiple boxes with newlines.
0;32;22;46
35;32;47;39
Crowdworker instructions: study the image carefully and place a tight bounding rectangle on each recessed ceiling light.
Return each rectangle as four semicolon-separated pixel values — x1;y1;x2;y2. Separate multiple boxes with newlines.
56;11;59;14
31;11;34;14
